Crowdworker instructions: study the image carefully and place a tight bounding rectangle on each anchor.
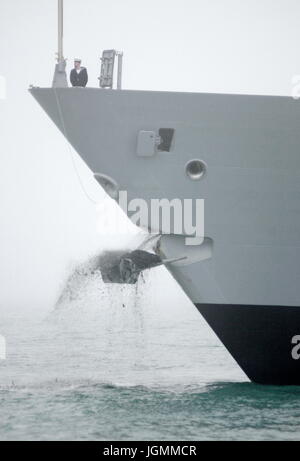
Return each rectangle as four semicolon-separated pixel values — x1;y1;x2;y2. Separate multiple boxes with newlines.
98;234;212;285
99;235;188;284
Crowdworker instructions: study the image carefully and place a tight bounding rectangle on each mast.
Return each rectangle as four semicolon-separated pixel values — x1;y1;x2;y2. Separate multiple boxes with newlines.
52;0;68;87
116;52;123;90
57;0;64;63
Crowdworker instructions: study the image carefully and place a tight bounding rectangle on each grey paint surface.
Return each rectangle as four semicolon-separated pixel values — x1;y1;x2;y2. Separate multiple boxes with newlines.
30;87;300;306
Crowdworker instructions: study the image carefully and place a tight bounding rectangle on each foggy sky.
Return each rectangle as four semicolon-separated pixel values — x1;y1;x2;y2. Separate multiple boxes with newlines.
1;0;300;313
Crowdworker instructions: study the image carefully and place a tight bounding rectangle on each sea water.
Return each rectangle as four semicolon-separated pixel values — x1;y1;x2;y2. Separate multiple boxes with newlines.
0;266;300;441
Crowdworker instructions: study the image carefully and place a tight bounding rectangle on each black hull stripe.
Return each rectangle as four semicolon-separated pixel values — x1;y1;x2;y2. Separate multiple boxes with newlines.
195;304;300;385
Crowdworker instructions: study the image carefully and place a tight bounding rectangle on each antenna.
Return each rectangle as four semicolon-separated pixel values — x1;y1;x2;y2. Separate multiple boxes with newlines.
52;0;68;87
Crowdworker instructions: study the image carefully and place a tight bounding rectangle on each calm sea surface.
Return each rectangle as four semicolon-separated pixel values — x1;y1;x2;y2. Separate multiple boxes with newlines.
1;266;300;441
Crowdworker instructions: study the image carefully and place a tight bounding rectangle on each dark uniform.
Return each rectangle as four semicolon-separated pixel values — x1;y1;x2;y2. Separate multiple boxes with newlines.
70;67;88;87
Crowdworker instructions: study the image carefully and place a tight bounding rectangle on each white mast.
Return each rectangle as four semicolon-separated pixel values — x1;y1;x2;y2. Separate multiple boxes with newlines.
57;0;64;63
116;51;123;90
52;0;68;87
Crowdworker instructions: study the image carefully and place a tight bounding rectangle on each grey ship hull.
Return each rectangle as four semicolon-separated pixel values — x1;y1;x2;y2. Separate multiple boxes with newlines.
30;87;300;384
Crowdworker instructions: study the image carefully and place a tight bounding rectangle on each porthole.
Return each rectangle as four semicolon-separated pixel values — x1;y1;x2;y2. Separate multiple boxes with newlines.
185;160;206;181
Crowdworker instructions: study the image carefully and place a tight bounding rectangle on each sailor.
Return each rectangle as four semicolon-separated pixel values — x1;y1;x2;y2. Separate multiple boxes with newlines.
70;59;88;87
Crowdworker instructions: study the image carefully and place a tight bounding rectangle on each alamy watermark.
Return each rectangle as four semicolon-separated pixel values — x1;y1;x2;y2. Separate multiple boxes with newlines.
0;334;6;360
292;336;300;360
0;75;6;100
96;191;205;246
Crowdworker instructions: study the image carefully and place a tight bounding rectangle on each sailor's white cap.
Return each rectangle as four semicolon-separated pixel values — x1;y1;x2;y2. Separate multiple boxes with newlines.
74;58;82;63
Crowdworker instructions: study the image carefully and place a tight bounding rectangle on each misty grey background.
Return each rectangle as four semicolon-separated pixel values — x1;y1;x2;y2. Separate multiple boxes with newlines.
1;0;300;314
